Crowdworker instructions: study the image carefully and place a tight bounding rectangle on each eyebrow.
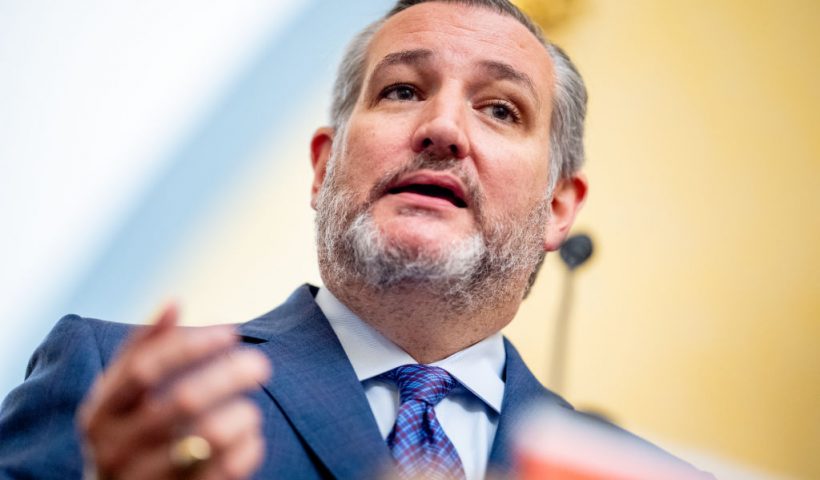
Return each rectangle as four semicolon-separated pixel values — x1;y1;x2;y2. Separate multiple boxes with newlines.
368;50;541;108
478;60;540;106
371;48;434;79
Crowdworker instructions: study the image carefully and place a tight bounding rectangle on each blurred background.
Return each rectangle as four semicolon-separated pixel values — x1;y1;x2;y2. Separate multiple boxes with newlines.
1;0;817;478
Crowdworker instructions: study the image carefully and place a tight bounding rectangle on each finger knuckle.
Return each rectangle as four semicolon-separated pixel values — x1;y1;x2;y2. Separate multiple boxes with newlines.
136;396;173;433
171;384;201;416
199;419;229;448
178;332;208;358
128;357;157;390
221;452;253;480
237;400;262;425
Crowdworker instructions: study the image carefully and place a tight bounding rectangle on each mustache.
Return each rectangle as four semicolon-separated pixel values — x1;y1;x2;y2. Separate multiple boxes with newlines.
365;152;485;215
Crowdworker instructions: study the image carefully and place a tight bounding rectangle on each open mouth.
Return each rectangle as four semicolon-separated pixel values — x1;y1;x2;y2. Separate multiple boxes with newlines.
387;183;468;208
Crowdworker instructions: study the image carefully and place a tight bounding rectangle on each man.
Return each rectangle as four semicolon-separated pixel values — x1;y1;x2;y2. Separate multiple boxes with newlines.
0;1;707;479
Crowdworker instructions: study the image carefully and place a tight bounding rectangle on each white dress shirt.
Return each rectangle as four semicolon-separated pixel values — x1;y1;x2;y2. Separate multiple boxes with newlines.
315;287;506;480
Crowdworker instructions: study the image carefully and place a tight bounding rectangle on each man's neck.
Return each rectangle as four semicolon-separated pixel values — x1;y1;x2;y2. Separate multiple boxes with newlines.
324;280;525;364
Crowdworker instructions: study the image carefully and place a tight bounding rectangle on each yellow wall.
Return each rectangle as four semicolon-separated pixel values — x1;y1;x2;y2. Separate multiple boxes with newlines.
509;0;819;478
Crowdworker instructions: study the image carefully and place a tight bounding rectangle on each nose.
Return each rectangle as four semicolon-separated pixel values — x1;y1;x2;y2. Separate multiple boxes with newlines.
411;92;470;160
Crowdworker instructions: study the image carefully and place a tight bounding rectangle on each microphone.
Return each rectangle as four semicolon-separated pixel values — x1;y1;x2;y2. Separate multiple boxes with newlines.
559;234;593;270
549;233;594;393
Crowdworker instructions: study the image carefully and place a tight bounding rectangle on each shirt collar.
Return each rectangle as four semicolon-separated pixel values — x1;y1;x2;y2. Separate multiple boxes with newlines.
316;287;506;414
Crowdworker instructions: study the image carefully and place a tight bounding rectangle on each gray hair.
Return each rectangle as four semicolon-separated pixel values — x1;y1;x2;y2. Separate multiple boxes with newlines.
329;0;588;191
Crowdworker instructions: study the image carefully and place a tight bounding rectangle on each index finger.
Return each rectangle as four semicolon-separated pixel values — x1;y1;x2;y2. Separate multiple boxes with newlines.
121;302;179;349
97;307;236;414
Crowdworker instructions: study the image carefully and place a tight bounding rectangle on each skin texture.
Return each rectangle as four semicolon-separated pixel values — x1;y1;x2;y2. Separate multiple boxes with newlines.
78;3;587;478
311;3;587;363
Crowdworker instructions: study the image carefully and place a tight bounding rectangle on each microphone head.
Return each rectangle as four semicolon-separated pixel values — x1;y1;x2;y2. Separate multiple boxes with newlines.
560;234;594;270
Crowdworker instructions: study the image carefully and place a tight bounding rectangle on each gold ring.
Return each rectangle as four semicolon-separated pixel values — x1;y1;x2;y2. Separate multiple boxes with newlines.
169;434;212;471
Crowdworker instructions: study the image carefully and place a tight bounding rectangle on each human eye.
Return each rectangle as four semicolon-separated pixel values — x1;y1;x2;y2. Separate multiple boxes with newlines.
380;83;420;102
480;100;522;124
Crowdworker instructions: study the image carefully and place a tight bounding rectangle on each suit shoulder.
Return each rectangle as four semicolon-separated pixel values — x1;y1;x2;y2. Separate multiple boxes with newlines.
44;314;134;338
27;315;136;375
47;313;135;338
0;315;132;477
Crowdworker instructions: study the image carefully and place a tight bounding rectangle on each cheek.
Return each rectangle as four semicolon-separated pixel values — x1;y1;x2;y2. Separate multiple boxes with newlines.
334;120;405;199
477;147;552;214
345;117;409;171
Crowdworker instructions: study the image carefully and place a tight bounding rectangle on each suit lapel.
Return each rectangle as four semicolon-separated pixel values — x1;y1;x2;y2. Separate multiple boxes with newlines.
237;285;392;479
488;338;574;475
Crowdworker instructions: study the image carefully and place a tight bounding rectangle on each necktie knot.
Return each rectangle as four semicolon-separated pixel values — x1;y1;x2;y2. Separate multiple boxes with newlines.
382;364;458;406
381;364;465;479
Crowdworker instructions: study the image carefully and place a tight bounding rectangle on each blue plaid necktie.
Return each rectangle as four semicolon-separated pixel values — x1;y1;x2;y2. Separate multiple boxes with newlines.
381;364;466;480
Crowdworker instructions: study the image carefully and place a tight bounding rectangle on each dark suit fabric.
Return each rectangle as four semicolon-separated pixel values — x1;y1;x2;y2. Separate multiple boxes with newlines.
0;285;698;479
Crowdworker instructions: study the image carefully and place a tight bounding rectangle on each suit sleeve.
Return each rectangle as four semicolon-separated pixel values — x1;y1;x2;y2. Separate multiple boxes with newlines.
0;315;105;480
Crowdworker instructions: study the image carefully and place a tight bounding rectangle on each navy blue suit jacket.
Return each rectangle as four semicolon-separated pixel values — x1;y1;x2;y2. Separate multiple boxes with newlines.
0;285;707;479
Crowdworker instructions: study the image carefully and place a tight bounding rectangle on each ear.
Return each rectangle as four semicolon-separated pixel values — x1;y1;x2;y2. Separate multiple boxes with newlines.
543;173;588;252
310;127;335;210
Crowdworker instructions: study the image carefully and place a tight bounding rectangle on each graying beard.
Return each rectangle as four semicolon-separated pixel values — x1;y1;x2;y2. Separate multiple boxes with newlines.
315;145;550;309
345;210;486;291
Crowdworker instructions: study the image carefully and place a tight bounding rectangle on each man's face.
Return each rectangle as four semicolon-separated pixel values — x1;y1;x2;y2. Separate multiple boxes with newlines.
313;3;563;297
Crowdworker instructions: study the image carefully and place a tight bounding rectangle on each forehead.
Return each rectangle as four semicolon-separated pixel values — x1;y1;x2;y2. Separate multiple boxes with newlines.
366;2;554;93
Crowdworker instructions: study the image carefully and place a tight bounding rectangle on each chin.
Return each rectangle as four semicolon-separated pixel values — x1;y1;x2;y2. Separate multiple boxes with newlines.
378;220;471;255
